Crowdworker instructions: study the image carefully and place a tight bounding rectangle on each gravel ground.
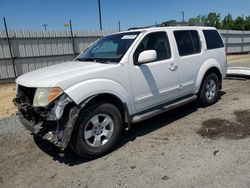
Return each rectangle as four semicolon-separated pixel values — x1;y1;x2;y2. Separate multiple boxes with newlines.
0;78;250;188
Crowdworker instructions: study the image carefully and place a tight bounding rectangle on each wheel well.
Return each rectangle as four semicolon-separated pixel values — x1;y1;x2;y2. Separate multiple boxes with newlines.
202;67;222;90
82;93;127;124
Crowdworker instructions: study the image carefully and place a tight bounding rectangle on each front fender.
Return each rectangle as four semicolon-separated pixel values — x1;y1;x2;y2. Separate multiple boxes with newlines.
195;58;222;92
64;79;134;114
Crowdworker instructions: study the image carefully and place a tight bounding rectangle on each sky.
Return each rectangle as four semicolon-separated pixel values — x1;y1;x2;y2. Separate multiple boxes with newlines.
0;0;249;31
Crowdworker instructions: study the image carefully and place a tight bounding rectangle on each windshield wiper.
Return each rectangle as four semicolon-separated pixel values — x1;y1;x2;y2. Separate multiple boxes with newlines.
76;57;119;64
103;60;118;64
76;57;96;62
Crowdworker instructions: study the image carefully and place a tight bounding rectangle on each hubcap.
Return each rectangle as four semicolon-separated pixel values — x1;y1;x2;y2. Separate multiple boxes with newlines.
205;79;216;100
84;114;114;147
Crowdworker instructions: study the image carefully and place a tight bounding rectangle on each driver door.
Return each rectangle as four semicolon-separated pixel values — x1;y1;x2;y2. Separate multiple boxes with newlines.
130;31;181;112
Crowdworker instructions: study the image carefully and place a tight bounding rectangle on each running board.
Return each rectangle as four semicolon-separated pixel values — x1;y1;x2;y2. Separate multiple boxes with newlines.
132;95;197;123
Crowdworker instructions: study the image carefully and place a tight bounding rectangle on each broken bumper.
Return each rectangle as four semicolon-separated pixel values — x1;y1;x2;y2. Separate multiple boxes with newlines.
14;90;80;150
18;112;36;132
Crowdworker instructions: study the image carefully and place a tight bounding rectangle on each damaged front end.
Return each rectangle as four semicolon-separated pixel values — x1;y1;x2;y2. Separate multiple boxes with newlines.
13;85;80;150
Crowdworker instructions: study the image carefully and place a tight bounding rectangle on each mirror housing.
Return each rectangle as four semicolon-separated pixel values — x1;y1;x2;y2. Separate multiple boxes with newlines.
138;50;157;64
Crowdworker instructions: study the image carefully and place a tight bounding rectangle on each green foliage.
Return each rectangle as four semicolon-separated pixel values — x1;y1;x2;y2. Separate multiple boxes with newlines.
234;16;245;30
245;16;250;30
207;12;221;28
221;14;234;29
188;12;250;30
188;14;208;25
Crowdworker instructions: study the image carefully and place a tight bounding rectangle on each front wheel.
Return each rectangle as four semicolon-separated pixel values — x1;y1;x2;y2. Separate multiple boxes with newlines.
198;73;219;106
72;102;123;158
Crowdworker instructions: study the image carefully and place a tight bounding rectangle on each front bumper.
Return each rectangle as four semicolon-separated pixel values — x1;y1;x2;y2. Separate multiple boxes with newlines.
18;113;36;132
13;87;80;150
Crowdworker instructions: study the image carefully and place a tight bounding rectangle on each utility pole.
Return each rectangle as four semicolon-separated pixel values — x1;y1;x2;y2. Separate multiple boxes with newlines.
42;24;48;30
118;20;121;32
69;19;75;58
3;17;17;78
181;11;185;22
98;0;103;30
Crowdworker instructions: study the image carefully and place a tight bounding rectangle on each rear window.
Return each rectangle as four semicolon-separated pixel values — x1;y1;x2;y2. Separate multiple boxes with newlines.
203;30;224;50
174;30;201;56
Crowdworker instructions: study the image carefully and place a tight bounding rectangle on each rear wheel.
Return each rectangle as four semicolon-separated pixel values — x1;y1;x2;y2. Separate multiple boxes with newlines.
198;73;219;106
72;102;123;158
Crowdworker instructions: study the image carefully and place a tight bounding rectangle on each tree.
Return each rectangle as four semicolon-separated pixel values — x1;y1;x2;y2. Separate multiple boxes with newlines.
197;15;208;24
244;16;250;30
234;16;245;30
188;17;200;25
221;14;234;30
188;12;250;30
207;12;221;28
188;14;208;25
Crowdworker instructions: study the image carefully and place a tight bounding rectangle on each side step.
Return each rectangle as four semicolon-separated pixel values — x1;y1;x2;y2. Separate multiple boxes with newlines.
132;95;197;123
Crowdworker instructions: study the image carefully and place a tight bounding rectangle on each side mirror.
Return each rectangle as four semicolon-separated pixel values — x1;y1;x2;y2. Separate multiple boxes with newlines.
138;50;157;64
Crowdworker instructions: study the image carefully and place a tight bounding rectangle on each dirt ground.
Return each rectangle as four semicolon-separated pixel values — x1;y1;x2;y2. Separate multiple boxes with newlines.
227;54;250;67
0;55;250;188
0;84;16;119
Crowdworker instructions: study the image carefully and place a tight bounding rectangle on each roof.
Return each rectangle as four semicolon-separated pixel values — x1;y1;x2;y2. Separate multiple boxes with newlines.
114;26;217;35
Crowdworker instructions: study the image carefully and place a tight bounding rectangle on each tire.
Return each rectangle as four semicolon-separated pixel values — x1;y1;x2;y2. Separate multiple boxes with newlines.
72;102;123;158
198;73;219;106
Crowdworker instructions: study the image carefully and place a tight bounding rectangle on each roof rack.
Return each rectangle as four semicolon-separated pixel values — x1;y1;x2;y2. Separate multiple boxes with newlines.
128;21;209;30
161;21;209;27
128;24;157;30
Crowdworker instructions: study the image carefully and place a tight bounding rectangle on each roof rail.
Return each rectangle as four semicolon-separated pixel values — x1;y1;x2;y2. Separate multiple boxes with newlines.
128;21;209;30
128;24;157;30
161;21;209;27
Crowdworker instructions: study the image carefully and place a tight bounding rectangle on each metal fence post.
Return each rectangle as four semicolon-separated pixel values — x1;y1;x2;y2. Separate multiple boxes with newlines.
69;20;76;58
225;29;229;53
3;17;17;78
241;30;245;53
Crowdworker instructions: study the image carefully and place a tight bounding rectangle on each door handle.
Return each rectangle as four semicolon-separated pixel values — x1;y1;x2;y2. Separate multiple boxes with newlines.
169;63;178;71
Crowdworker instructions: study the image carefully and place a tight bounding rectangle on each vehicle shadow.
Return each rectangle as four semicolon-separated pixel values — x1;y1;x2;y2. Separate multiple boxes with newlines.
34;91;226;166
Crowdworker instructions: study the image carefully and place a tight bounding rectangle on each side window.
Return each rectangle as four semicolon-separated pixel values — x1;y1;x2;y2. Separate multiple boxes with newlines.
203;30;224;50
174;30;201;56
133;32;171;63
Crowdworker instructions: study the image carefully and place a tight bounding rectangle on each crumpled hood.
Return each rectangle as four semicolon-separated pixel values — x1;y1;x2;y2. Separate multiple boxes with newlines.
16;61;115;90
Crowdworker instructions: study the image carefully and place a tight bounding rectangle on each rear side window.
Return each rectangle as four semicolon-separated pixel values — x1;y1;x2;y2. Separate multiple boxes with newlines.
203;30;224;50
174;30;201;56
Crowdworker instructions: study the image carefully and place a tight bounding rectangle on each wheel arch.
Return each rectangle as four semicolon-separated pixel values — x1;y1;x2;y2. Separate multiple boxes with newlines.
80;93;130;126
195;59;222;93
64;78;134;114
69;92;131;152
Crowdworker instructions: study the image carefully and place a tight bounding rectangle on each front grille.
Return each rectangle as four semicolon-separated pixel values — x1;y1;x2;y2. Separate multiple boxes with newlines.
18;85;36;104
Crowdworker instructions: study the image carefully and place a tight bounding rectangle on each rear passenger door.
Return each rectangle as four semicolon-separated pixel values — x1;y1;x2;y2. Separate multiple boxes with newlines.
173;30;203;96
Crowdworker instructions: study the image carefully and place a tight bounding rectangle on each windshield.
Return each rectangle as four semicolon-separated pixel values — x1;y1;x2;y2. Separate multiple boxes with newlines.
76;32;140;63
